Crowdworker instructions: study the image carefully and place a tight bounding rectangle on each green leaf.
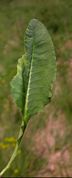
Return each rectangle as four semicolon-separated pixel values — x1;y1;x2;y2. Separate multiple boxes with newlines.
11;55;25;113
11;19;56;123
0;19;56;176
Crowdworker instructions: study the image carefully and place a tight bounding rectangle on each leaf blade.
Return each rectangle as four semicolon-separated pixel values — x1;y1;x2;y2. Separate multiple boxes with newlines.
10;55;26;112
11;19;56;122
24;19;56;122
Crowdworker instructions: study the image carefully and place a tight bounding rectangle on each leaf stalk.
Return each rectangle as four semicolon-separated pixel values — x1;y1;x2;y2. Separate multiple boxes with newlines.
0;120;26;177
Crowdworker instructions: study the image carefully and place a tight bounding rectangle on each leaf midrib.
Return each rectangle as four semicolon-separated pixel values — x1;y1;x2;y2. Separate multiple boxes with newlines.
24;32;35;122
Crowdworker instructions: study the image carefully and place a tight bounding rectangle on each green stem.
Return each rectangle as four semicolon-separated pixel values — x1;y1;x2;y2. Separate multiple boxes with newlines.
0;120;26;177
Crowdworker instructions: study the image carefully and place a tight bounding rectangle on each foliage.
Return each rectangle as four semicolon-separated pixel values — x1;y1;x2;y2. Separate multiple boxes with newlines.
0;19;56;176
11;19;56;121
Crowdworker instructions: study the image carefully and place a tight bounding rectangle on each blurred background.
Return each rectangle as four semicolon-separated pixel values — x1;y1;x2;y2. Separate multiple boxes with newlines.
0;0;72;177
